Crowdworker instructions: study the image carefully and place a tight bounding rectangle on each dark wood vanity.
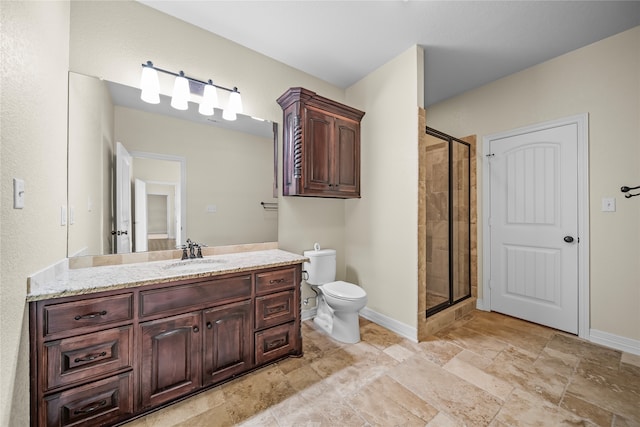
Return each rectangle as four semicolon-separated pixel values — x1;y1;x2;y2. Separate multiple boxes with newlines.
29;262;303;427
278;87;365;199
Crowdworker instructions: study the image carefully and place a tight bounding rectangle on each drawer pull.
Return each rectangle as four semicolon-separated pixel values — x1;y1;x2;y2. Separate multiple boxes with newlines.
266;338;286;349
74;310;107;321
269;278;287;284
206;322;213;329
267;304;286;314
74;351;107;363
193;326;199;333
74;399;107;415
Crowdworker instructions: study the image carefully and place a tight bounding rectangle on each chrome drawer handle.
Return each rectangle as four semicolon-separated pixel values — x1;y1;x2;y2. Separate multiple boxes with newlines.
74;310;107;321
74;399;107;415
74;351;107;363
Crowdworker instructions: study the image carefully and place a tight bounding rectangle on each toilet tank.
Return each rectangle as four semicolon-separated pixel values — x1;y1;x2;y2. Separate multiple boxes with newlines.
303;247;336;285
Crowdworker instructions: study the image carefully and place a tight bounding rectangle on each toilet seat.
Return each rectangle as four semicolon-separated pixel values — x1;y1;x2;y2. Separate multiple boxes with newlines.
321;281;366;300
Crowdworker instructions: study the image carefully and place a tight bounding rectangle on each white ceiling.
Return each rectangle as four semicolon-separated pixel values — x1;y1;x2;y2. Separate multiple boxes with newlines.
139;0;640;106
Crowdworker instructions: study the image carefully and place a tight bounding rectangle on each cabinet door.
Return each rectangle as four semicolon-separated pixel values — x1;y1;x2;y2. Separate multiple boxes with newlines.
139;312;201;409
334;117;360;196
203;300;252;385
304;108;334;192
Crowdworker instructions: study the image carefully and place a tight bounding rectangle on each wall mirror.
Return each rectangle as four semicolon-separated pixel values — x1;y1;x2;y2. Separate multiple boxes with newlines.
67;71;278;258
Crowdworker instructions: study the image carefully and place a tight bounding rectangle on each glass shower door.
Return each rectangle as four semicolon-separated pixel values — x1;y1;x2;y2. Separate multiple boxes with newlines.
425;127;471;316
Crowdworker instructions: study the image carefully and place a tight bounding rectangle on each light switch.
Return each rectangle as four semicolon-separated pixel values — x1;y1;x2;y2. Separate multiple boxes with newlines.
601;197;616;212
13;178;25;209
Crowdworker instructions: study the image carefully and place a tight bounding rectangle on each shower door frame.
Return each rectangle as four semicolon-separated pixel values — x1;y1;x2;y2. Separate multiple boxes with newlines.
425;127;472;318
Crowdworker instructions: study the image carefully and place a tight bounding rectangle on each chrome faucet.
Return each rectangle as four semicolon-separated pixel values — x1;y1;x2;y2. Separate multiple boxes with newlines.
181;238;204;260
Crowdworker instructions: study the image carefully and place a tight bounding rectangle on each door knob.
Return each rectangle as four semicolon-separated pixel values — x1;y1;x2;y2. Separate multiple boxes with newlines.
563;236;574;243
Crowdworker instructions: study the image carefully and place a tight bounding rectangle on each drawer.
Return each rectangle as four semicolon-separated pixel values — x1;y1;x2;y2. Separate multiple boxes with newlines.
255;290;295;330
44;326;133;391
140;275;251;318
43;294;133;337
43;372;133;427
255;321;297;365
255;267;296;296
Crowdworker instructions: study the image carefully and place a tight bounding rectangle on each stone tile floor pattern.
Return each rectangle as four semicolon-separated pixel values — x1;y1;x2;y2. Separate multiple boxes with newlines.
123;310;640;426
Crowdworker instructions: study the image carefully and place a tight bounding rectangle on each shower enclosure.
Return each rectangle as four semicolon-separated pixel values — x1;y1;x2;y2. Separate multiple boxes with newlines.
424;127;471;317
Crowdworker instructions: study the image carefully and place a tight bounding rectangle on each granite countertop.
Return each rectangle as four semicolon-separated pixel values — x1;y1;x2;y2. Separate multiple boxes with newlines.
27;249;308;302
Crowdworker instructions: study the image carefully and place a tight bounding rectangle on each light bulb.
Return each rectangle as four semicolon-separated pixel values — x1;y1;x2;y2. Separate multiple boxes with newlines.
223;88;242;121
140;65;159;104
228;88;243;114
198;82;218;116
170;73;190;110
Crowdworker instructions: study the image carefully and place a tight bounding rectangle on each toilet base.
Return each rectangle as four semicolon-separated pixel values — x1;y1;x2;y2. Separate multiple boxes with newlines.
314;296;362;344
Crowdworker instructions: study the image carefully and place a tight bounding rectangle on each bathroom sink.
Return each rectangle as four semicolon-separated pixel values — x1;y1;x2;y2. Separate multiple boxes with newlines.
163;258;226;272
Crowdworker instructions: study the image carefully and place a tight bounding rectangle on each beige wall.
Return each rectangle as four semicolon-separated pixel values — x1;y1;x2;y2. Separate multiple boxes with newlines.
68;72;115;256
427;26;640;342
0;1;70;424
344;46;424;329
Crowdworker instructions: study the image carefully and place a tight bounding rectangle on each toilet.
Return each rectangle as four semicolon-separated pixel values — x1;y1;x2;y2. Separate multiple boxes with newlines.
303;243;368;343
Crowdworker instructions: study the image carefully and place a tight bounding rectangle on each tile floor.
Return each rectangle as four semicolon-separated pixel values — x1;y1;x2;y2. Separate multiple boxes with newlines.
123;310;640;427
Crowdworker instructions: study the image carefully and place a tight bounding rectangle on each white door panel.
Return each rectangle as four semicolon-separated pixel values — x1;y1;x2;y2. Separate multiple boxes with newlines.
489;123;578;333
115;142;133;254
134;178;148;252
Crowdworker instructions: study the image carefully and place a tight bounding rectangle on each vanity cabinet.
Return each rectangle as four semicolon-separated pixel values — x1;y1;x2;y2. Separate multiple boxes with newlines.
277;87;365;198
30;263;303;427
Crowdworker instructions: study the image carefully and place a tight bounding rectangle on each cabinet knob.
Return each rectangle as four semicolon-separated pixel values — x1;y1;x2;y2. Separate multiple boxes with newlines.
192;325;199;333
206;322;213;329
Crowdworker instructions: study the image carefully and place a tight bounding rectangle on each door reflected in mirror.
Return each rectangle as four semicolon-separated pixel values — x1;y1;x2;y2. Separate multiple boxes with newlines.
67;72;278;258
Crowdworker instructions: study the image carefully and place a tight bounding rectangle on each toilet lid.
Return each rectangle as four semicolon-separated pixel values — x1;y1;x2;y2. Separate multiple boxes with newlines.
322;281;366;300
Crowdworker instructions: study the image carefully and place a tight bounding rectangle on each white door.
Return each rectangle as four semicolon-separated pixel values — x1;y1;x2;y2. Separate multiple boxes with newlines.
115;142;133;254
134;178;148;253
487;122;580;334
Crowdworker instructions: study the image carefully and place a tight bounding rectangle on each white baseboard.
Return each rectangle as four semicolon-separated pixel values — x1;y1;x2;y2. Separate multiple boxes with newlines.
475;298;489;311
360;307;418;342
589;329;640;356
302;306;417;342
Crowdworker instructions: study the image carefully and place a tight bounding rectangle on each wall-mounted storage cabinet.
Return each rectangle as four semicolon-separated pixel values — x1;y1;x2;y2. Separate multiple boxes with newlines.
277;87;365;199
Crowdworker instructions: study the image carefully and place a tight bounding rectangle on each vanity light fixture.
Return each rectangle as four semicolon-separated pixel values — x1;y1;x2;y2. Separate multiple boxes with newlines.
140;61;243;120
